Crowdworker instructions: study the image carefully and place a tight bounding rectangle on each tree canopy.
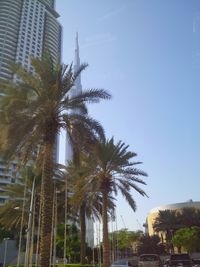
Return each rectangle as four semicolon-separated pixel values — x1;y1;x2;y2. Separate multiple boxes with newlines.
172;227;200;253
0;53;110;267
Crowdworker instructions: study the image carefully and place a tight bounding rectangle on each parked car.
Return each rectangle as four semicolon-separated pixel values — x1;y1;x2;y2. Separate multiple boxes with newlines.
166;253;192;267
111;260;133;267
138;254;163;267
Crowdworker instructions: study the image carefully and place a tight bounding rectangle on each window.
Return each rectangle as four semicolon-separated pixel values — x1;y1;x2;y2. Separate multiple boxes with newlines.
0;198;5;204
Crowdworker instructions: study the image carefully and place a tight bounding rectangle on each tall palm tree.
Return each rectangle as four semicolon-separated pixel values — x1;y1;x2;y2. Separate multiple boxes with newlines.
0;53;111;267
83;137;148;267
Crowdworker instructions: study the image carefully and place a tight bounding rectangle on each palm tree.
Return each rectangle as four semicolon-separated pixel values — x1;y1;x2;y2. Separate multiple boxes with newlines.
83;137;148;267
0;165;41;230
0;53;111;267
153;209;179;253
179;207;200;228
67;158;115;264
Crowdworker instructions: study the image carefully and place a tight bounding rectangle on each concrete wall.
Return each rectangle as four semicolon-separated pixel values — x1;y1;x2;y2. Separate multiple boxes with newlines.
0;240;18;266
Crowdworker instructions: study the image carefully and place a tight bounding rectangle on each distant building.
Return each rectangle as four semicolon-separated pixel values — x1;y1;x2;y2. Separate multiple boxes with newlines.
146;200;200;236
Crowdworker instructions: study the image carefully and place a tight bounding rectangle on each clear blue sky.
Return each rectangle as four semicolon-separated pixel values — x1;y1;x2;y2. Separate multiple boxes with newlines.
56;0;200;231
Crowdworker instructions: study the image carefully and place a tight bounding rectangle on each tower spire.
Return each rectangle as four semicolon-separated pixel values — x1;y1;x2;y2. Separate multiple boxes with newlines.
74;32;80;70
73;32;82;93
76;32;79;54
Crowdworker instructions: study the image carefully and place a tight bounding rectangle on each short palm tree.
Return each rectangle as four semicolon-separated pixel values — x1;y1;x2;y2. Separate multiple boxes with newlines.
153;209;179;235
0;165;41;230
83;137;148;267
179;207;200;228
0;53;111;267
67;158;115;264
153;209;179;253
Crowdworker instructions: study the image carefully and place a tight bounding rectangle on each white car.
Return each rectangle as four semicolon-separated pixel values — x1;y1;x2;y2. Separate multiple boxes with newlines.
138;254;163;267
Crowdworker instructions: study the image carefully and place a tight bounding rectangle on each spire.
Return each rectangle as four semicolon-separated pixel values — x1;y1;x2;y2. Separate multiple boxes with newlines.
73;32;82;93
76;32;79;54
74;32;80;70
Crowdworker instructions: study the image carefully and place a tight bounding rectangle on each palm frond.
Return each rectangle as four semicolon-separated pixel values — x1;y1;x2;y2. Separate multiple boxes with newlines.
72;63;88;83
117;184;137;211
69;89;111;104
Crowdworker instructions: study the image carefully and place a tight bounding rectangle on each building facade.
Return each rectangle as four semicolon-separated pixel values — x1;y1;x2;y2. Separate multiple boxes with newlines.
146;200;200;236
0;0;62;204
0;0;62;80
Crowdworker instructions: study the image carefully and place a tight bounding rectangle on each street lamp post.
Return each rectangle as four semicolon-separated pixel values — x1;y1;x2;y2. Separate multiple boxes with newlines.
24;177;36;266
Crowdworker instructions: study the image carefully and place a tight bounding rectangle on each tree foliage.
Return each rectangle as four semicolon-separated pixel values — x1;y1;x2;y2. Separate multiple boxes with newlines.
0;53;110;267
0;224;13;242
56;223;81;263
137;234;165;255
0;165;41;230
153;208;200;234
109;229;142;250
80;137;148;267
172;227;200;253
153;207;200;253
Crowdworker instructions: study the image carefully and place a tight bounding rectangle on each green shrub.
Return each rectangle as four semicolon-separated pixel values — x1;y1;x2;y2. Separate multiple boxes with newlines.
8;264;98;267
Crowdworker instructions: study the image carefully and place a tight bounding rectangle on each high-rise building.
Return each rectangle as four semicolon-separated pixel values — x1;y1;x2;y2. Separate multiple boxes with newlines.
65;32;82;163
0;0;62;204
65;33;94;248
0;0;62;80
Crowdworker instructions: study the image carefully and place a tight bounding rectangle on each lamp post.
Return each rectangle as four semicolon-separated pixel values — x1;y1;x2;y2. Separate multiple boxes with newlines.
24;177;36;266
53;189;59;267
3;238;10;267
64;178;67;265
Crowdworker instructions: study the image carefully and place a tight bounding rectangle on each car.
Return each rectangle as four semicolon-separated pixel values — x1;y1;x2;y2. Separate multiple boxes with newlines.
138;254;163;267
111;260;133;267
167;253;192;267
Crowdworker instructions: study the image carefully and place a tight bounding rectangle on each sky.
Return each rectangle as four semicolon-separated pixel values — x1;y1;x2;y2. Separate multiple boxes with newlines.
55;0;200;232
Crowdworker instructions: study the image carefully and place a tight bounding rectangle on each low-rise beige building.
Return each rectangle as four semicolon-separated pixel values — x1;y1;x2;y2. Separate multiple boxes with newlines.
146;200;200;236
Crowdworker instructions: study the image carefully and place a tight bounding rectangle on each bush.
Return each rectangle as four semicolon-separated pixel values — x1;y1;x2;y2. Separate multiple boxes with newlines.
8;264;97;267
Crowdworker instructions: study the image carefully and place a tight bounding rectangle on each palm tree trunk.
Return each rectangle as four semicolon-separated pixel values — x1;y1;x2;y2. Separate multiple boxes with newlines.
40;142;54;267
102;189;110;267
80;202;86;264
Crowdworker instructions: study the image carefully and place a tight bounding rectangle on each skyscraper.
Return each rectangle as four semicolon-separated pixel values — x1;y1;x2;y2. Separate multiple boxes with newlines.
65;32;82;163
0;0;62;204
0;0;62;80
65;33;94;248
